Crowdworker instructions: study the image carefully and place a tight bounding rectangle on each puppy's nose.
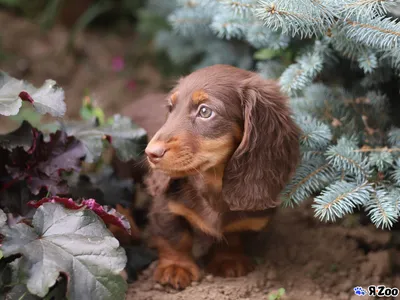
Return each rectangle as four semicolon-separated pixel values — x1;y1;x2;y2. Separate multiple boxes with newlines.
145;143;167;163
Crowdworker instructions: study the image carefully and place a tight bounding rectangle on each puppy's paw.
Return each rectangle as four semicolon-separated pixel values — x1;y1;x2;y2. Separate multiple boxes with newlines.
154;260;200;290
206;254;254;277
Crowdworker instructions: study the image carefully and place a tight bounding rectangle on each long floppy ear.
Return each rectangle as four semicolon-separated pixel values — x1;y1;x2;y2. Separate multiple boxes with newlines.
222;76;301;211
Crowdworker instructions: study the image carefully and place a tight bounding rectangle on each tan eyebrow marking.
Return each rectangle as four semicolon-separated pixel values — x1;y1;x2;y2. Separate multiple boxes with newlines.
192;89;208;105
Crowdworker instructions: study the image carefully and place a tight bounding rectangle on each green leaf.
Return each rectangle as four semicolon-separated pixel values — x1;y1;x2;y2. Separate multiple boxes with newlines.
0;0;21;7
0;203;127;299
253;48;281;60
0;72;66;117
80;106;105;125
10;105;42;126
79;97;106;125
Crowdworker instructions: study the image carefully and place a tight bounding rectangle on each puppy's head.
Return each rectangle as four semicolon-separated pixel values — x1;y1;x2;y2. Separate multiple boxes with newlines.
145;64;300;210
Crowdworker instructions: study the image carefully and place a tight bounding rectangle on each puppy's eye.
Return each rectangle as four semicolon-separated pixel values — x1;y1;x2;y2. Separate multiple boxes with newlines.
198;105;213;118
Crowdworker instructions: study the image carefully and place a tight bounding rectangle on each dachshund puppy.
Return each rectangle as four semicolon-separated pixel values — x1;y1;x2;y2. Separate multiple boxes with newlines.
144;64;300;289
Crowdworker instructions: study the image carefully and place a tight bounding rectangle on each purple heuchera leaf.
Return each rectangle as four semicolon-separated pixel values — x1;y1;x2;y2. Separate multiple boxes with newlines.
6;130;86;195
28;197;131;234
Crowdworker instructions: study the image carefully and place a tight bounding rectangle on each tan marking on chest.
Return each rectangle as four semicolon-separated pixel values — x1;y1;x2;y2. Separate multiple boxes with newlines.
168;201;222;238
222;217;269;233
203;165;225;191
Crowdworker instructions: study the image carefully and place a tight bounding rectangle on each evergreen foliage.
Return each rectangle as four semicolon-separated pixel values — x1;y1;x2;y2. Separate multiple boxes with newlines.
141;0;400;229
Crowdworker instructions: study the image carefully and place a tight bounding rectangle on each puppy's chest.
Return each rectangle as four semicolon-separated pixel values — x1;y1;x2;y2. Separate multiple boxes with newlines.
168;190;224;238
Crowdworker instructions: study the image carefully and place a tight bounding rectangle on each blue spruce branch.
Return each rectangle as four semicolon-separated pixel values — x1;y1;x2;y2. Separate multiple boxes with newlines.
312;180;373;222
281;155;337;207
325;137;371;182
338;0;397;20
364;187;399;229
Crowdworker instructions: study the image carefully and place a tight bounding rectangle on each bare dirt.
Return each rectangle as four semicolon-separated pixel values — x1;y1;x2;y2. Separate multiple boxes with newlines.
1;10;400;300
127;199;399;300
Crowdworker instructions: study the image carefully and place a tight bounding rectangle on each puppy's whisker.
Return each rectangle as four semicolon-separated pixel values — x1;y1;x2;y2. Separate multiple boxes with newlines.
133;157;148;168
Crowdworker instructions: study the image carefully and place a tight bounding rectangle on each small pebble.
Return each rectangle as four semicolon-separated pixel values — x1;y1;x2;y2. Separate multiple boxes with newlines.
205;274;214;283
167;288;178;294
139;283;153;292
153;283;164;291
314;290;322;297
191;281;199;287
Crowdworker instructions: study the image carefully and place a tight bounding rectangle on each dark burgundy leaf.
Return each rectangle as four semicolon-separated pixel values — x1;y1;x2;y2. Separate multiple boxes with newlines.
27;197;131;234
82;199;131;235
0;121;35;152
6;130;86;195
0;148;10;183
27;197;82;210
0;180;38;216
67;166;134;208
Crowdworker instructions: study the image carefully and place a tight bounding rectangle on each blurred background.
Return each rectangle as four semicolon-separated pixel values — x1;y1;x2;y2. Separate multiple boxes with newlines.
0;0;176;121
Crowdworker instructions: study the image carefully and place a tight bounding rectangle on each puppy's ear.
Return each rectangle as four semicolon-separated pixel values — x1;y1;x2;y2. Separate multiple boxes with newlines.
222;76;300;211
144;170;172;197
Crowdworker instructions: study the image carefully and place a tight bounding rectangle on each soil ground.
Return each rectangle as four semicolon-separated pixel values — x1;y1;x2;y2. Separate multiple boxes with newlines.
128;200;399;300
1;10;400;300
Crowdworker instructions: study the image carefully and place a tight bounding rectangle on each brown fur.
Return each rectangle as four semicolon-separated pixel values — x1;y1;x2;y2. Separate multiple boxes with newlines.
168;201;222;238
206;233;254;277
192;89;209;104
144;64;300;289
222;217;269;233
152;232;200;290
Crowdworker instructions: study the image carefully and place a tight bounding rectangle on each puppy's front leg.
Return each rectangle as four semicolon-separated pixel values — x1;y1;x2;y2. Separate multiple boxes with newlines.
149;201;200;289
206;233;254;277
